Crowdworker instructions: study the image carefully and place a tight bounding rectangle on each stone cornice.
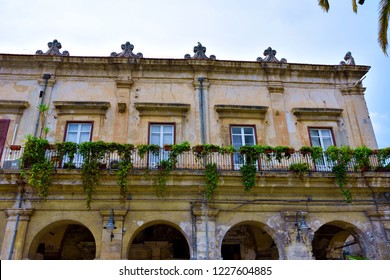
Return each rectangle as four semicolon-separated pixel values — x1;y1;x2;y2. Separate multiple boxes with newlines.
53;101;110;116
0;100;29;115
215;104;268;119
292;107;343;121
134;102;190;117
340;86;366;95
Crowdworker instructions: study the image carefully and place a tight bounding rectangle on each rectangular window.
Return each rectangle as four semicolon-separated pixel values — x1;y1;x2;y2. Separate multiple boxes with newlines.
149;124;174;167
64;122;92;167
231;126;256;167
65;122;92;144
309;128;334;170
0;119;10;160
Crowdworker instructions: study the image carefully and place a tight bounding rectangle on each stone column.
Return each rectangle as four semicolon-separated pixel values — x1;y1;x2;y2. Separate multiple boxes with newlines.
367;210;390;259
99;209;127;260
0;208;34;260
192;202;220;259
282;211;314;260
114;77;133;143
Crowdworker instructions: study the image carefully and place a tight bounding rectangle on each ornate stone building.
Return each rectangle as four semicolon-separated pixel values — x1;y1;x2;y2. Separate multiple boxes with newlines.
0;40;389;260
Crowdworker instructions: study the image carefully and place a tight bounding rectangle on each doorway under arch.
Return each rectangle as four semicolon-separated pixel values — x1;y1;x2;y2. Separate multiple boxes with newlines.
128;223;190;260
312;221;365;260
221;223;279;260
29;221;96;260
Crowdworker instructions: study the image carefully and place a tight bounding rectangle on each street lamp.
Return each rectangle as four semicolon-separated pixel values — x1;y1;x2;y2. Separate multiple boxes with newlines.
295;210;309;242
104;209;117;241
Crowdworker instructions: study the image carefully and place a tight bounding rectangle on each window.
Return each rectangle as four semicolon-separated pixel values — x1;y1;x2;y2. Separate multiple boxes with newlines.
64;122;92;167
0;119;10;160
309;128;334;170
149;124;174;167
65;123;92;144
231;126;256;166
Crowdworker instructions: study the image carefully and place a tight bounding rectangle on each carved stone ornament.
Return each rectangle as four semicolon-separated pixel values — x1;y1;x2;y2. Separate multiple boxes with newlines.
110;42;143;58
340;51;355;65
36;39;69;56
184;42;216;60
257;47;287;63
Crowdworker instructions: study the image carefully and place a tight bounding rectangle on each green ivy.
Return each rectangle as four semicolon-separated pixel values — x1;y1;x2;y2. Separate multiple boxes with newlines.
326;146;354;203
289;163;310;182
20;135;53;199
205;163;219;200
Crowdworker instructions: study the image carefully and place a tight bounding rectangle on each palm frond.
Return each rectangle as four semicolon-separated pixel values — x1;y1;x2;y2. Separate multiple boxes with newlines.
378;0;390;55
318;0;330;12
352;0;358;13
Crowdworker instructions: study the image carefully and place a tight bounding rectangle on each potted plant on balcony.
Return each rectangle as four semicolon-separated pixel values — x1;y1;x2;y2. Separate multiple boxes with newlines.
274;146;294;162
10;144;21;151
289;162;310;182
353;145;373;172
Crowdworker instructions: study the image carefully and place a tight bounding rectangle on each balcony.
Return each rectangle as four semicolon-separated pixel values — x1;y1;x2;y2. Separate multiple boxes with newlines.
1;146;389;173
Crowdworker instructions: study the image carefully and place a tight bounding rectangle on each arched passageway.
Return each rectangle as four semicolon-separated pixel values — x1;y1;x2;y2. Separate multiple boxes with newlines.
312;222;365;260
128;224;190;260
221;223;279;260
29;221;96;260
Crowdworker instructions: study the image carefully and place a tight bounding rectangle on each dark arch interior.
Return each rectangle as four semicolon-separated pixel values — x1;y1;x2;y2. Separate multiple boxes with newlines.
128;224;190;260
35;224;96;260
221;224;278;260
312;224;363;260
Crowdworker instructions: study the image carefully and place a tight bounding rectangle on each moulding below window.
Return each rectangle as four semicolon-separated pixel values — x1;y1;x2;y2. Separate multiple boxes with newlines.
215;105;268;119
292;107;343;121
0;100;29;115
53;101;110;116
134;102;190;117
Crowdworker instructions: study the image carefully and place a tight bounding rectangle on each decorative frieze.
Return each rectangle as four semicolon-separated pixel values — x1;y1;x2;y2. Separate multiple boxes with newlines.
185;42;216;60
36;39;69;56
257;47;287;63
110;42;143;58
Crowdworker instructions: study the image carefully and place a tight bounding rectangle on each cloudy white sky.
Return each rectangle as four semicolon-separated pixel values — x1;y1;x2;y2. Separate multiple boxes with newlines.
0;0;389;147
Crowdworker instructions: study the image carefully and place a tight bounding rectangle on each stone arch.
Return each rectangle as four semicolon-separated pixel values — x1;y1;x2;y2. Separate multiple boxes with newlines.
127;220;190;260
311;220;369;260
220;221;280;260
28;220;97;260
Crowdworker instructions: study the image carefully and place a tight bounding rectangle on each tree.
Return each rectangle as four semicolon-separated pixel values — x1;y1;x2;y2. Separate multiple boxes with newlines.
318;0;390;55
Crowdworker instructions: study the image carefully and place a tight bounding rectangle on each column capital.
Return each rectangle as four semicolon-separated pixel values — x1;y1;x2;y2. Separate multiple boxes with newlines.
5;208;34;221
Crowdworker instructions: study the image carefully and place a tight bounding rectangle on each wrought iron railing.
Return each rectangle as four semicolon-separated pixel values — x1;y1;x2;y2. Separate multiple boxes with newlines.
1;146;389;173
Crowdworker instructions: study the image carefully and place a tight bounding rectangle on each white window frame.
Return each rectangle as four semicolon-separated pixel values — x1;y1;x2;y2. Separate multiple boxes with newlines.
149;124;174;168
231;126;256;169
64;122;92;167
309;128;334;171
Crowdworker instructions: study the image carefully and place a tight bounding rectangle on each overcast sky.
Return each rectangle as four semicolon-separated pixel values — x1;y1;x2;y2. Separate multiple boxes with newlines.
0;0;389;148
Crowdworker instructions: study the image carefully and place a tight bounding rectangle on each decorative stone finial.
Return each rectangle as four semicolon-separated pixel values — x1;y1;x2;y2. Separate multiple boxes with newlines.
110;42;143;58
340;51;355;65
35;39;69;56
257;47;287;63
184;42;216;60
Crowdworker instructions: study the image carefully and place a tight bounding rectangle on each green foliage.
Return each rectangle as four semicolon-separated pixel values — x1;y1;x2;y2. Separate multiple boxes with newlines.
273;146;294;162
289;163;310;182
353;145;373;172
152;159;173;197
326;146;354;203
205;163;219;200
240;163;257;191
55;141;78;168
20;135;53;199
116;143;134;202
137;144;160;159
78;141;110;209
192;144;221;160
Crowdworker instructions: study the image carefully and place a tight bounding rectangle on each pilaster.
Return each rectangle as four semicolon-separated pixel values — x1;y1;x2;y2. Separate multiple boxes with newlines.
0;208;34;260
99;209;128;260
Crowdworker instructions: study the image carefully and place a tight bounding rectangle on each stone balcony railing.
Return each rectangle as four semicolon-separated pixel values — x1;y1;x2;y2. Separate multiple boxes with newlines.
1;146;389;173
